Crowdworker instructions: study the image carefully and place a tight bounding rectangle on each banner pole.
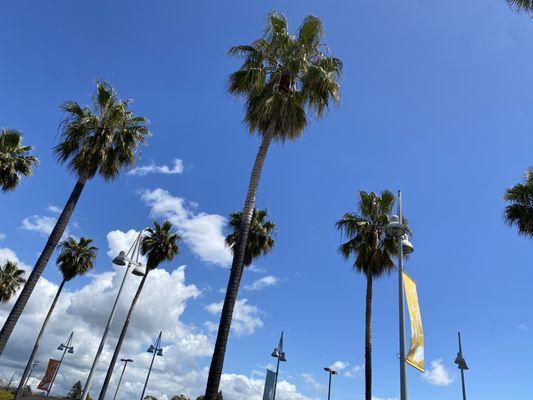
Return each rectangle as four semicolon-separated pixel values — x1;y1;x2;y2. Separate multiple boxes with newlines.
397;191;408;400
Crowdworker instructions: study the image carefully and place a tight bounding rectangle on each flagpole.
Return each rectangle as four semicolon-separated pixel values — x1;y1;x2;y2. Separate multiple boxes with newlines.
397;191;407;400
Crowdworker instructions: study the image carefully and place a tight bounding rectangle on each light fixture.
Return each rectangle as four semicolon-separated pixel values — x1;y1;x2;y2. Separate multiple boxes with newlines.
454;354;469;370
57;345;64;351
401;235;414;255
279;352;287;362
271;349;280;358
385;215;406;238
156;349;163;357
147;345;155;353
112;251;127;266
132;265;146;276
68;348;74;354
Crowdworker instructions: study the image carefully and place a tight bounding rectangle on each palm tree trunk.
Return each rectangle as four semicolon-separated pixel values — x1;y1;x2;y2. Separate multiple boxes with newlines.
365;275;373;400
0;177;87;356
98;270;150;400
14;279;66;400
204;130;274;400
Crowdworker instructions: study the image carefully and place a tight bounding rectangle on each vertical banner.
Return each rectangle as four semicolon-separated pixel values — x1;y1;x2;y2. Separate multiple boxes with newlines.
403;271;424;372
37;359;60;391
262;369;277;400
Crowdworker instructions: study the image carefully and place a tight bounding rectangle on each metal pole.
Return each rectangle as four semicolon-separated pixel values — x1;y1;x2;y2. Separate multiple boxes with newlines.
7;371;15;388
272;356;281;400
140;331;161;400
46;332;72;398
22;362;38;392
397;191;407;400
112;360;131;400
458;333;467;400
81;240;139;400
327;371;332;400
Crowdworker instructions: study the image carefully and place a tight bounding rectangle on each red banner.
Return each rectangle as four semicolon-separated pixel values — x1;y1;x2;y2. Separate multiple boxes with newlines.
37;359;59;391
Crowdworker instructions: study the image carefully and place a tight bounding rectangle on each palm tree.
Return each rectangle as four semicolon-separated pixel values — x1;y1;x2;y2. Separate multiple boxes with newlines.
336;191;408;400
204;12;342;399
0;261;26;303
14;237;96;400
507;0;533;12
0;82;149;355
0;128;39;192
98;221;180;400
504;168;533;236
225;208;275;267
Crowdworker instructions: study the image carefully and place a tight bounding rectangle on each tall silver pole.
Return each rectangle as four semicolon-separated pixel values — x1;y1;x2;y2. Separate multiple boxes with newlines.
112;359;132;400
81;258;136;400
140;331;162;400
397;191;407;400
327;371;332;400
272;356;281;400
458;333;467;400
46;332;73;398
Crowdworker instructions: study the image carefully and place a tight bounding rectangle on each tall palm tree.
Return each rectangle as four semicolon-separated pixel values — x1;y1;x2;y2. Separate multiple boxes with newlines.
504;168;533;236
98;221;180;400
225;208;275;267
507;0;533;12
0;261;26;303
14;237;97;400
204;12;342;399
336;191;408;400
0;128;39;192
0;82;149;355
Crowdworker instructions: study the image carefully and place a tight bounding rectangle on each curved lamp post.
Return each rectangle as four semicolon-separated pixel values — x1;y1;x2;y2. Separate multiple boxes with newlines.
385;191;414;400
323;367;337;400
46;332;74;398
81;229;147;400
271;331;286;400
140;331;163;400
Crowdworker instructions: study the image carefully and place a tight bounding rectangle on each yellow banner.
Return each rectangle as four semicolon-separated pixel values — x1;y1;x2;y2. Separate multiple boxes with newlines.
403;271;424;372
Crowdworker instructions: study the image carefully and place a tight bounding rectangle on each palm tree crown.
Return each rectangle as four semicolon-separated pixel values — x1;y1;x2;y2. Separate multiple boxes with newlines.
141;221;181;270
54;81;150;181
0;128;39;192
504;168;533;237
507;0;533;12
228;12;342;141
0;261;26;303
225;208;275;267
57;237;97;281
336;191;408;277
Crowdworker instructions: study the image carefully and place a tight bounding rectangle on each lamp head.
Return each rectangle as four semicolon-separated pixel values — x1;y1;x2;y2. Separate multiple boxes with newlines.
331;370;338;375
401;235;414;255
132;265;147;277
147;345;155;353
67;348;74;354
454;354;469;370
324;367;331;373
279;352;287;362
57;345;64;351
271;349;280;358
113;251;127;266
385;215;406;238
157;348;163;357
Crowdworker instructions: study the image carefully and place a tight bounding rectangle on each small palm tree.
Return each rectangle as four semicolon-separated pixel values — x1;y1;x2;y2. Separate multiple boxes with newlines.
507;0;533;12
204;12;342;398
336;191;408;400
225;208;275;267
504;168;533;236
14;237;96;400
98;221;180;400
0;261;26;303
0;128;39;192
0;82;149;354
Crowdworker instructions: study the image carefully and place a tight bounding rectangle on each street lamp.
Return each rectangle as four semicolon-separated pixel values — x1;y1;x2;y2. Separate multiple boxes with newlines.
81;229;148;400
454;332;469;400
140;331;163;400
46;332;74;398
23;361;40;390
323;367;337;400
385;191;413;400
112;358;133;400
271;331;286;400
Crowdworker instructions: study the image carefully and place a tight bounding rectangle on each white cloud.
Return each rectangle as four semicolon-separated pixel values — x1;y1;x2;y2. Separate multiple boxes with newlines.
343;364;364;378
301;373;325;394
422;359;454;386
140;188;232;267
205;299;263;337
47;205;62;214
329;360;348;372
21;215;57;236
244;275;278;291
0;241;311;400
128;159;184;176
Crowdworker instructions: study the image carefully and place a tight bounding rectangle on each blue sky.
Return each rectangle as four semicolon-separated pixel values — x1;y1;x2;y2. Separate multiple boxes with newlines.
1;1;533;399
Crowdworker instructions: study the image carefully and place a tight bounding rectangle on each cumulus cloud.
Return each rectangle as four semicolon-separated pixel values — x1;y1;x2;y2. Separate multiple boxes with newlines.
47;205;62;214
329;360;348;372
21;215;57;236
128;159;184;176
301;373;325;394
422;359;454;386
140;188;232;267
205;299;263;337
244;275;278;291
